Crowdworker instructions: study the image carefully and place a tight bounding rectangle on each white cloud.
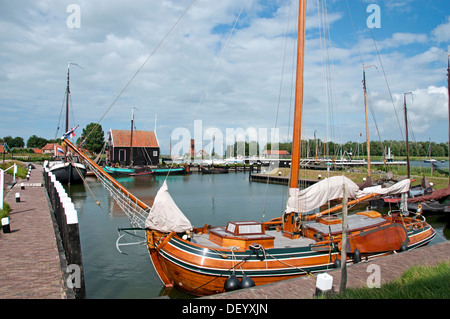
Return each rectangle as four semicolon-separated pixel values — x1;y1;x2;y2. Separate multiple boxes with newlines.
0;0;448;154
432;16;450;43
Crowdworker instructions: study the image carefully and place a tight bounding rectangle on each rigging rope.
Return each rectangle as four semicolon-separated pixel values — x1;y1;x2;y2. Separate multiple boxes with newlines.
81;0;197;146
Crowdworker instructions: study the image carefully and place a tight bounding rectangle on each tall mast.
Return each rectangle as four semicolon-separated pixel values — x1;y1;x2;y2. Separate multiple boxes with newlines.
289;0;307;189
65;64;70;133
362;67;371;177
403;92;412;179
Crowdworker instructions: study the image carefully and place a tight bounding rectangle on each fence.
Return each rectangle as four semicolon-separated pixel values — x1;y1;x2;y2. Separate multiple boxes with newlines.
43;168;85;299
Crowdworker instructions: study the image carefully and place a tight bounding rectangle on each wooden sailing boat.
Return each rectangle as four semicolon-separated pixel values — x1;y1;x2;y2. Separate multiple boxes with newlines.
45;63;87;184
63;0;435;296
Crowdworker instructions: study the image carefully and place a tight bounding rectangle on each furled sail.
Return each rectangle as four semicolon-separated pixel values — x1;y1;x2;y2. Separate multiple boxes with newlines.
286;176;360;214
286;175;411;214
145;181;193;233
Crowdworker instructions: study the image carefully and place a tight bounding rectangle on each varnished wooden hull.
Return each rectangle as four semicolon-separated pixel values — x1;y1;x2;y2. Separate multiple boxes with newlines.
146;219;435;296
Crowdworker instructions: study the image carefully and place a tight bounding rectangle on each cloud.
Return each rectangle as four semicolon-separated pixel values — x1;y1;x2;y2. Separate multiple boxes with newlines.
432;16;450;43
0;0;448;154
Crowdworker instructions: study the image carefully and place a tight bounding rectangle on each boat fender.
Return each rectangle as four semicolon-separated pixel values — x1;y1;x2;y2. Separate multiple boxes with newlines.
333;258;341;269
240;274;255;289
224;273;241;292
399;243;407;252
353;248;361;264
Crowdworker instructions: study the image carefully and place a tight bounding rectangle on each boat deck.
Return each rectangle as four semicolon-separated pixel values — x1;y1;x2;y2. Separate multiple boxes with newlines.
192;229;316;250
305;213;386;235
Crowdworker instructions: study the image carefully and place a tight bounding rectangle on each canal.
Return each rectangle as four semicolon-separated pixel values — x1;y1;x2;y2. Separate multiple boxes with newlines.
66;170;449;299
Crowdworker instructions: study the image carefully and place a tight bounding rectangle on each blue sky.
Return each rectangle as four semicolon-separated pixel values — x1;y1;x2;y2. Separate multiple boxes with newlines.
0;0;449;155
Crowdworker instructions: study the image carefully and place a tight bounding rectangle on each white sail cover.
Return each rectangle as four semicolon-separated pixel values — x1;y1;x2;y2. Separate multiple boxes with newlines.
285;175;411;214
145;181;193;233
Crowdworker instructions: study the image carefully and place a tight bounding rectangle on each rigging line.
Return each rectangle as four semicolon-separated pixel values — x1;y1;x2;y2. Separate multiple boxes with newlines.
262;0;294;221
55;93;66;139
344;0;364;66
188;0;248;129
81;0;197;146
163;0;247;182
358;0;404;142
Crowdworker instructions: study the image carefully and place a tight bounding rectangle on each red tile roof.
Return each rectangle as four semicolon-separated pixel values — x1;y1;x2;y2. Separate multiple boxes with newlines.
111;130;159;148
42;143;58;151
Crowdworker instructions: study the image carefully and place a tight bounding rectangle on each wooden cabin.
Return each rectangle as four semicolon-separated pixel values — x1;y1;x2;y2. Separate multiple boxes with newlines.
108;129;160;166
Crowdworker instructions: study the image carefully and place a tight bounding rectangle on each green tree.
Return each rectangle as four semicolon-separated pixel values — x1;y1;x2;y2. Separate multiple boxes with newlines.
27;135;48;149
81;123;104;153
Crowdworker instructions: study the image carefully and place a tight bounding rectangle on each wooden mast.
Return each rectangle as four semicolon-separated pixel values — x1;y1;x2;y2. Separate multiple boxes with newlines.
403;92;412;179
64;64;70;159
362;66;371;178
289;0;307;189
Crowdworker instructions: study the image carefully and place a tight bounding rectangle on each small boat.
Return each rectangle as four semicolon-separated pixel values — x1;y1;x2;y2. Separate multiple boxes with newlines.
45;160;86;184
152;167;187;175
103;165;135;175
200;165;229;174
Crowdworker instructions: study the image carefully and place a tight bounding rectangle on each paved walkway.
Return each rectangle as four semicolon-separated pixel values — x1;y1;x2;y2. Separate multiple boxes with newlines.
205;240;450;299
0;164;66;299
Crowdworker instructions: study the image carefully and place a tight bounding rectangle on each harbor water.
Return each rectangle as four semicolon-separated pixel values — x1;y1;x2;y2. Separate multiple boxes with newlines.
66;171;449;299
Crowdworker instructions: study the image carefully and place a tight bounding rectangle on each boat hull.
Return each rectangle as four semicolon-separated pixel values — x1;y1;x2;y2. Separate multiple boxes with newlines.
48;162;87;184
146;217;436;296
148;232;339;296
200;166;229;174
103;165;135;175
152;167;186;175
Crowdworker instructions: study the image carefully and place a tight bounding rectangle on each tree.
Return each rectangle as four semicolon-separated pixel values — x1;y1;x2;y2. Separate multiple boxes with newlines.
80;123;104;154
27;135;48;149
2;136;24;148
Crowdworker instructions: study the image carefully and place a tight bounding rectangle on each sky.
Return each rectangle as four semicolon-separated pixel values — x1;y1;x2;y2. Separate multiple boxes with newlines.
0;0;449;155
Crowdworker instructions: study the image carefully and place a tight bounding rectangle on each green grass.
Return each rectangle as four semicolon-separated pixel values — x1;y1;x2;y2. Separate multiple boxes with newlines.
0;201;11;220
0;160;28;179
330;262;450;299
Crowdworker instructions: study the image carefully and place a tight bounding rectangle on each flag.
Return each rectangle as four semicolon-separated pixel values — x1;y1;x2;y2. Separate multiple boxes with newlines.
63;125;79;139
56;147;65;155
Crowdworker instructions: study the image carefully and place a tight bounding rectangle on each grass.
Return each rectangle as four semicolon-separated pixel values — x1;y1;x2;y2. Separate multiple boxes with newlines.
330;262;450;299
0;160;29;179
0;201;11;220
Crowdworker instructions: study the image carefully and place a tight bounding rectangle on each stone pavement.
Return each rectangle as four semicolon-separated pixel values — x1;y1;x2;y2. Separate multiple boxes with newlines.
0;164;66;299
205;241;450;299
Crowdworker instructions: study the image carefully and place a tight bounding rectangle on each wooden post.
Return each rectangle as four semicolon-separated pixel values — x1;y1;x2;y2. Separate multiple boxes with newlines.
340;183;348;294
